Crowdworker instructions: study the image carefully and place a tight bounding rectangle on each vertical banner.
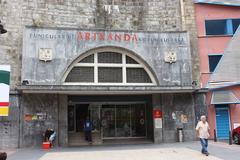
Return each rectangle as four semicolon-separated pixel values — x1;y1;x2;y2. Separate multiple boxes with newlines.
0;65;10;116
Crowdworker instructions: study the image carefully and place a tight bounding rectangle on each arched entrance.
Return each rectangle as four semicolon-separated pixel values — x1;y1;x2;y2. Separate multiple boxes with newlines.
65;47;156;146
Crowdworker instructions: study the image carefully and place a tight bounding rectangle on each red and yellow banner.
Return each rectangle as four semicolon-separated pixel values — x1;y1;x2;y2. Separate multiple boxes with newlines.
0;102;9;116
0;65;10;116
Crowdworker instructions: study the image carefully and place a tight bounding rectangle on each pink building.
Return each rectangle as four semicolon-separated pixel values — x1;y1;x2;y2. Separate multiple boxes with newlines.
195;0;240;141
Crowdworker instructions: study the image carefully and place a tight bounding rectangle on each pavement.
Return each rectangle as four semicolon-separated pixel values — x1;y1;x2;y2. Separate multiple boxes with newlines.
1;141;240;160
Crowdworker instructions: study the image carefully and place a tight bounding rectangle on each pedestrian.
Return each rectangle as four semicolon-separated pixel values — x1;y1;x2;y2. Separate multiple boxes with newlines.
196;115;210;156
84;117;93;144
44;128;56;147
0;152;7;160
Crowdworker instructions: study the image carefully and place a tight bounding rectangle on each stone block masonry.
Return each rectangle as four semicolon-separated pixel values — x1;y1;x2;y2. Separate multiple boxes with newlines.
0;0;199;89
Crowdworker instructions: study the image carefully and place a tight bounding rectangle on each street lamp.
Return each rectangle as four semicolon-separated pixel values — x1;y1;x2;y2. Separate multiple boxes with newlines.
0;20;7;34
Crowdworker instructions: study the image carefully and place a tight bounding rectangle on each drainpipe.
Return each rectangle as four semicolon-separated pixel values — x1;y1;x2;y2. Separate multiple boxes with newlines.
179;0;186;31
18;91;22;148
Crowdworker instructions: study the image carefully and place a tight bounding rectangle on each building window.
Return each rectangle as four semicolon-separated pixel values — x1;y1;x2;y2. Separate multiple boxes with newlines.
208;55;222;72
126;68;152;83
205;19;240;36
64;51;156;85
232;19;240;34
65;67;94;82
205;20;228;35
98;67;123;83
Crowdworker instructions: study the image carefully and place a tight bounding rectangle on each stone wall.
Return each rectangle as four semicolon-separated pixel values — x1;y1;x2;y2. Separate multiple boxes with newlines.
20;94;59;147
161;93;195;142
0;94;20;149
0;0;199;88
0;0;23;88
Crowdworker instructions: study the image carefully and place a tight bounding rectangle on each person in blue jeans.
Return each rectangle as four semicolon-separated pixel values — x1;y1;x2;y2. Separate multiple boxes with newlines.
196;115;210;156
84;117;93;144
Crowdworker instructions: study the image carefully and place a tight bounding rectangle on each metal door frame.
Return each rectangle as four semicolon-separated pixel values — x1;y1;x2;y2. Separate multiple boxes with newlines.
67;105;76;133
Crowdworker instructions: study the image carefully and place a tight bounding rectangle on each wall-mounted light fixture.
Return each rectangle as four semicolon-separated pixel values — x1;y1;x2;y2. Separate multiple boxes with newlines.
0;20;7;34
192;80;198;87
22;80;29;85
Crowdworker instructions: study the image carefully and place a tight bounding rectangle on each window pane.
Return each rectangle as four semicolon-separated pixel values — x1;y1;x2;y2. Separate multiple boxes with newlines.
79;54;94;63
126;55;139;64
98;52;122;63
208;55;222;72
205;20;227;35
68;105;75;132
65;67;94;82
232;19;240;34
116;105;131;137
98;67;122;83
131;104;146;137
127;68;152;83
102;105;116;137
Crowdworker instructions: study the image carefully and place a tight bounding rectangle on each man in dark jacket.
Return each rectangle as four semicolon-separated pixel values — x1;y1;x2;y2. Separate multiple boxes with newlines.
84;117;93;143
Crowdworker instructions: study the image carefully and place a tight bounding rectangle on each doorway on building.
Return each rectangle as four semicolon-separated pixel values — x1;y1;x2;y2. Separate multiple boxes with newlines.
68;104;101;146
68;102;149;146
215;105;230;139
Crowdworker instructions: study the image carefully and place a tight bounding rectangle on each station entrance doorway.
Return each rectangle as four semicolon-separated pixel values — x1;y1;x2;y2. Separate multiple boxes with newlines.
67;96;152;146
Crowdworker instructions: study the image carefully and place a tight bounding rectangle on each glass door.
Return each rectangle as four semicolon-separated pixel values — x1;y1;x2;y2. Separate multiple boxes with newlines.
89;104;101;132
131;104;146;137
116;105;131;137
101;103;146;139
101;105;116;137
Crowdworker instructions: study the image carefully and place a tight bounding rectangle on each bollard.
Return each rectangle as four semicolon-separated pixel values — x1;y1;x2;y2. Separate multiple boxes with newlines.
177;128;183;142
229;130;232;145
214;129;217;142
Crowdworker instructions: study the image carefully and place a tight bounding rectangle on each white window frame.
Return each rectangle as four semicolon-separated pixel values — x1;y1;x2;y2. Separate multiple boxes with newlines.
62;50;157;86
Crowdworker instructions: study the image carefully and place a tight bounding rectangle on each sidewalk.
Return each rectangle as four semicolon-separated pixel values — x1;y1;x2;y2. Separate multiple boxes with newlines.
3;141;240;160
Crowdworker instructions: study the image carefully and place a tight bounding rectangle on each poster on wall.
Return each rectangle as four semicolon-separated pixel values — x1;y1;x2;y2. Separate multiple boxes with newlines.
154;118;162;129
0;65;10;116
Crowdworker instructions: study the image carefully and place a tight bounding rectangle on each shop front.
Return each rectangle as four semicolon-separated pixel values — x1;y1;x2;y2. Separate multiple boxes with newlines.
17;27;201;147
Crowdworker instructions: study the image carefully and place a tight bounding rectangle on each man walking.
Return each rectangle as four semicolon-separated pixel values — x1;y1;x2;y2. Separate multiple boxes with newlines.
84;117;93;144
196;115;210;156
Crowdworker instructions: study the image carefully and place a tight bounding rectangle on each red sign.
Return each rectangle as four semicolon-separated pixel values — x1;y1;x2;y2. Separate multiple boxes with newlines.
77;31;138;43
153;109;162;118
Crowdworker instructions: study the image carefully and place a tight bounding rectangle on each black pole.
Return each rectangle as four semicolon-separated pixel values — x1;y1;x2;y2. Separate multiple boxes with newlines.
214;129;217;142
229;130;232;145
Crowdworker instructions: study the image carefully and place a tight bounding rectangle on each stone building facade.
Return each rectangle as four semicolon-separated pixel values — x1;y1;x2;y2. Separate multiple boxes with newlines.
0;0;205;148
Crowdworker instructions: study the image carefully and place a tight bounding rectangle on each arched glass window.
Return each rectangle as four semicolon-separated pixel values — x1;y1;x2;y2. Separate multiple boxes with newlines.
64;51;156;85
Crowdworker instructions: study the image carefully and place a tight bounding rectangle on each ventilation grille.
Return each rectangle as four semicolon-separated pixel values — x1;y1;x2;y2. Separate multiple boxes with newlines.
65;67;94;82
98;52;122;63
127;68;152;83
98;67;122;83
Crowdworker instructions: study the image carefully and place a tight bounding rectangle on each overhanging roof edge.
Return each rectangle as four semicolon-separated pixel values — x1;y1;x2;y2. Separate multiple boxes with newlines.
195;0;240;6
16;85;198;94
211;90;240;104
